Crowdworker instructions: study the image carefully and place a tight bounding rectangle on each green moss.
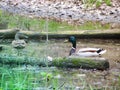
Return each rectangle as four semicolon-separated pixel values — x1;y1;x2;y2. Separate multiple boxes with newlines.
52;57;109;70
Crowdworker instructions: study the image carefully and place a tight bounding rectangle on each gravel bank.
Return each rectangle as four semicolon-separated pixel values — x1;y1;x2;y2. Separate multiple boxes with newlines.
0;0;120;25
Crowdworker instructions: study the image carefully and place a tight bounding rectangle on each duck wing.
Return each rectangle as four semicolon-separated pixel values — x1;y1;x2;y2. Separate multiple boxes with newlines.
76;51;99;57
78;48;100;53
77;48;107;57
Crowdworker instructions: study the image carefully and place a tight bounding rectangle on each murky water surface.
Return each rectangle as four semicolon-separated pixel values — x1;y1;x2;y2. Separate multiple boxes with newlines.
26;39;120;89
0;39;120;89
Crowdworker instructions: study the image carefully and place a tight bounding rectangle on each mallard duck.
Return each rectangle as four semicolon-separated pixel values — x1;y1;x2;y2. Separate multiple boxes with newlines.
69;36;106;57
12;31;28;49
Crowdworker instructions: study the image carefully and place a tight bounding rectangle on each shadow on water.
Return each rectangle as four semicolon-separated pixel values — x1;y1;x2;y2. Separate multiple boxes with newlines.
0;39;120;90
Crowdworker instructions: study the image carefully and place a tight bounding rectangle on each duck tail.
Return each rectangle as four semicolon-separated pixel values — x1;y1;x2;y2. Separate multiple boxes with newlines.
97;48;107;55
97;48;106;55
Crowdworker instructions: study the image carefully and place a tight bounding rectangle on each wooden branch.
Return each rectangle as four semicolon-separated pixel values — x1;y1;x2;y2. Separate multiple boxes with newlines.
0;54;109;70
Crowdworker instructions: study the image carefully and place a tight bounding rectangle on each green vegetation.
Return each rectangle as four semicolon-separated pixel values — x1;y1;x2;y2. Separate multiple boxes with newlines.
0;44;59;90
77;21;110;30
0;0;116;88
82;0;112;8
0;67;79;90
0;10;9;29
0;67;33;89
0;66;62;90
0;10;9;24
0;10;110;32
104;0;112;6
0;41;119;90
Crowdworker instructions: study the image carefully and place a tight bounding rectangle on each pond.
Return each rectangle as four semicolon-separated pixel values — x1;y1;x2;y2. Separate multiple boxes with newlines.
0;39;120;90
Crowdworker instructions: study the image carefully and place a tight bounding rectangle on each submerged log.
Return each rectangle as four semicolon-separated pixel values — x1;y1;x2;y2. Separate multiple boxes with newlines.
0;54;109;70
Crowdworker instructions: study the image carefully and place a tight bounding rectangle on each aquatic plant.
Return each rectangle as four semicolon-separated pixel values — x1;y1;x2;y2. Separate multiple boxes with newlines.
0;67;33;89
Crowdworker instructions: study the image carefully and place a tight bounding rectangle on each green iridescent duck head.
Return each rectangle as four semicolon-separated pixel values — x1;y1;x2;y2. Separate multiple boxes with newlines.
69;36;76;49
69;36;76;55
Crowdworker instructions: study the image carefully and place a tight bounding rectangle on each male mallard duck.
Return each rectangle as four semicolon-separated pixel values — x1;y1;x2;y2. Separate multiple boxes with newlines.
69;36;106;57
12;31;28;49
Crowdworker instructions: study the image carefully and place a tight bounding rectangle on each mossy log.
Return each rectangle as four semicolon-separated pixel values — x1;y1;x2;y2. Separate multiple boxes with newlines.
0;29;41;39
0;29;19;38
0;54;47;66
0;29;120;39
0;54;109;70
51;57;109;70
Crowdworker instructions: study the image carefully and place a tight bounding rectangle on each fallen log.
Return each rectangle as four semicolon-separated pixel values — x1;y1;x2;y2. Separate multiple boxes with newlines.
0;54;109;70
51;56;109;70
0;54;46;65
0;29;19;38
0;29;41;39
0;29;120;39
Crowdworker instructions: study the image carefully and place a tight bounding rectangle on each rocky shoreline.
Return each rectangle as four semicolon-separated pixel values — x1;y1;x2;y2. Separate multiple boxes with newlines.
0;0;120;25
